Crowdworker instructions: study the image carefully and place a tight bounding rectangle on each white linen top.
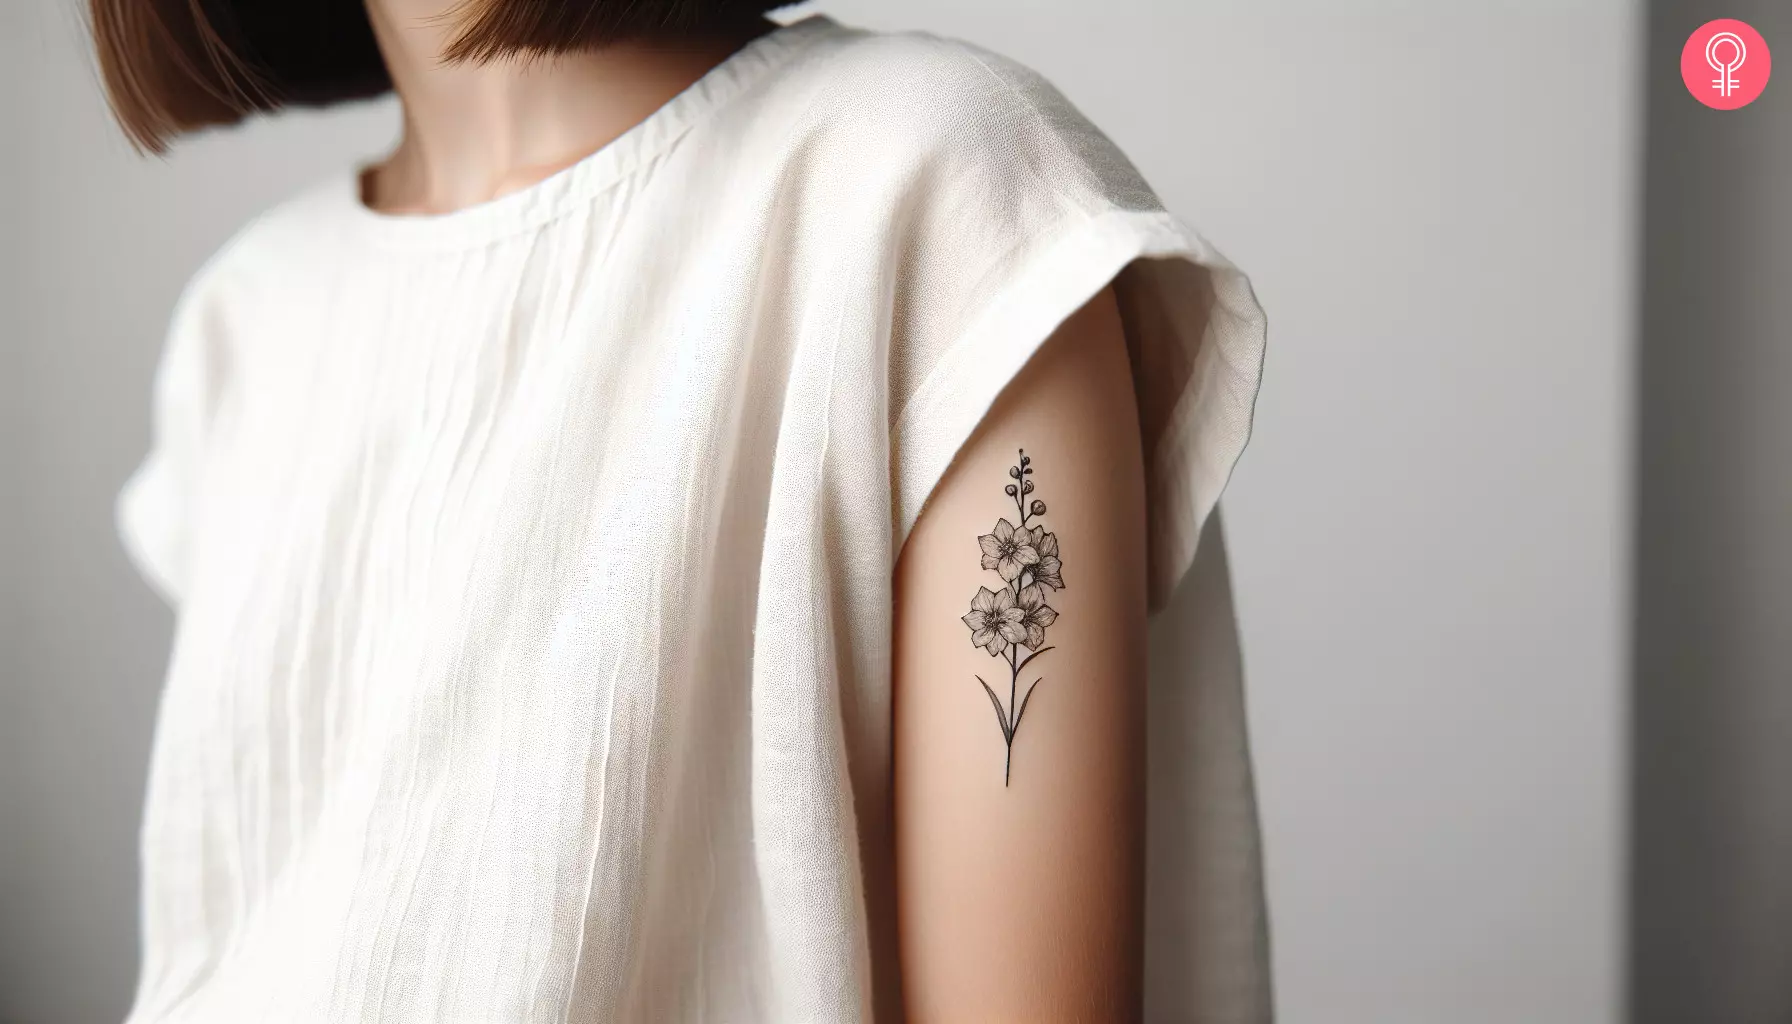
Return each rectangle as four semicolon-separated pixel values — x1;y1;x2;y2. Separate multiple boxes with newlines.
115;14;1272;1023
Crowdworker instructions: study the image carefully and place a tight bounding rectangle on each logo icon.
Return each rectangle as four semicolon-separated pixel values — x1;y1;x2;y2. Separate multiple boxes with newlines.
1682;19;1771;109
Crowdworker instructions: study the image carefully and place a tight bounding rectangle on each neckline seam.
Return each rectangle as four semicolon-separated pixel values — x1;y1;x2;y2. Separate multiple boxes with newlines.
341;14;843;252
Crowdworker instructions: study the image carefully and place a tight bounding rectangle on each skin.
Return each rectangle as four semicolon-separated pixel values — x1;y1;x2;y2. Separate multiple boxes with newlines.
361;5;1150;1014
362;0;777;214
895;287;1149;1021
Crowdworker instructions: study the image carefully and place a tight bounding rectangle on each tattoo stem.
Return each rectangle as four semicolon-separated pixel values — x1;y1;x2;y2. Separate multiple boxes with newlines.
1007;653;1018;786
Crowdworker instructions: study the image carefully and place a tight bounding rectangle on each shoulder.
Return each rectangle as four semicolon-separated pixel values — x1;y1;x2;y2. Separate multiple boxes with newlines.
767;21;1159;216
794;23;1053;114
790;22;1080;138
170;173;357;322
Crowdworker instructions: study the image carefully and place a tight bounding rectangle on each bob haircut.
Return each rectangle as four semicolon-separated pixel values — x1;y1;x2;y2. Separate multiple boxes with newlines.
91;0;791;153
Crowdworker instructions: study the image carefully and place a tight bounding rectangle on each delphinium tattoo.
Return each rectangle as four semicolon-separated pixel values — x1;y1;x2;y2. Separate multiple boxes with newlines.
960;449;1064;786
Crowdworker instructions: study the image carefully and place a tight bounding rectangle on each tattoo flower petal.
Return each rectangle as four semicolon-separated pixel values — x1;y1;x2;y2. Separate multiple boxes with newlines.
1031;530;1064;590
1015;584;1059;649
977;517;1040;582
962;586;1024;657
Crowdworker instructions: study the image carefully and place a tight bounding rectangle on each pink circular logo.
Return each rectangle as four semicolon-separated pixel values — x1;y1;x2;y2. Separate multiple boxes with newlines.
1682;19;1771;110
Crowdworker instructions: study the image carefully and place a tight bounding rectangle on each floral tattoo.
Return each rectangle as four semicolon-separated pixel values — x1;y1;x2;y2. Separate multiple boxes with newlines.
961;449;1064;786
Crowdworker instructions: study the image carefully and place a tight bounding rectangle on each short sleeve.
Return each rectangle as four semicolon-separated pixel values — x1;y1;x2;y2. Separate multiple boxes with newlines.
883;43;1268;613
116;280;220;608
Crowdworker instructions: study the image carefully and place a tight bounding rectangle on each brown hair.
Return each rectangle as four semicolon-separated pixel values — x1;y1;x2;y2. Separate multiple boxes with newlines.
90;0;791;153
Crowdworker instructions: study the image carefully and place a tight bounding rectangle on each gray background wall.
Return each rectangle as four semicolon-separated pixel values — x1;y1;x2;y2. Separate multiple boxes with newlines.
2;1;1641;1021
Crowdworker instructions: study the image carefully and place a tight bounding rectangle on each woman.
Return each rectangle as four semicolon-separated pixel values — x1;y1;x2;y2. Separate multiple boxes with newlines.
99;1;1271;1020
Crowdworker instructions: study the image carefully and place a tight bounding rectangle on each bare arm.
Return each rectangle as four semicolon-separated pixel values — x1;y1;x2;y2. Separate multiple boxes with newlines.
894;286;1149;1021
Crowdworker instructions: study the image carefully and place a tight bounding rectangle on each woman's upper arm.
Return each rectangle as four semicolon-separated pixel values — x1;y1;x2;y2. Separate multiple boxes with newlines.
893;285;1149;1022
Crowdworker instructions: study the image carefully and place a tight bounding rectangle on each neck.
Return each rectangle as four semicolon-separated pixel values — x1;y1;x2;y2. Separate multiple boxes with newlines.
363;0;777;215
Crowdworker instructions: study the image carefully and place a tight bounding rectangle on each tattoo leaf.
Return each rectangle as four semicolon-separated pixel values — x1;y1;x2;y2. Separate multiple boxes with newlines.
1013;646;1055;676
1011;678;1043;739
976;677;1013;743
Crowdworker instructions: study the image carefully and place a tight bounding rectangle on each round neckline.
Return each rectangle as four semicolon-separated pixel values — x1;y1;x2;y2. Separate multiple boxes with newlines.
338;13;844;250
